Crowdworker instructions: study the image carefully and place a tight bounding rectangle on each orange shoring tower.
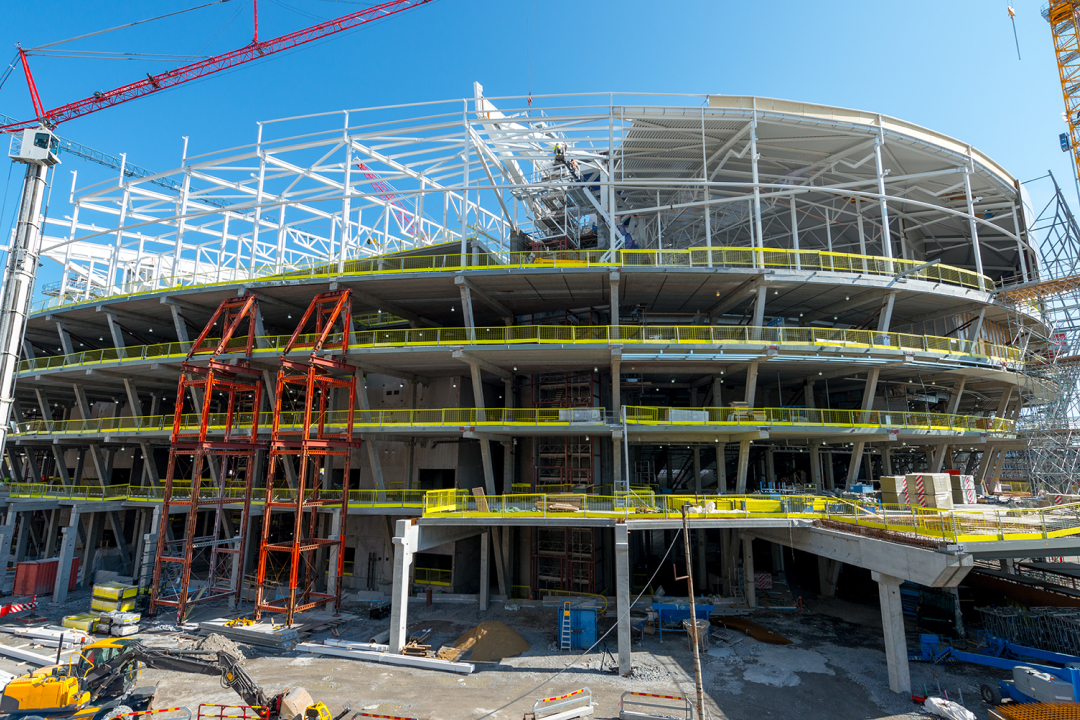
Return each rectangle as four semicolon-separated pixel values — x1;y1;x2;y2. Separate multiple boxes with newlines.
149;293;264;622
255;288;358;625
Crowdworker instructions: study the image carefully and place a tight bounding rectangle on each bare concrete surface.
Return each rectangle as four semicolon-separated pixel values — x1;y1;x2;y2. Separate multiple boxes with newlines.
126;597;1009;720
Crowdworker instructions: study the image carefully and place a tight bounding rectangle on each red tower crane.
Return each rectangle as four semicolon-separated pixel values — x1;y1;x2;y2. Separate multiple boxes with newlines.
1;0;434;132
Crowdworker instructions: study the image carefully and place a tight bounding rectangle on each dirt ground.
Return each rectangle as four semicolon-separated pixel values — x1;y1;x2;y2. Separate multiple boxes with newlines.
122;595;1009;720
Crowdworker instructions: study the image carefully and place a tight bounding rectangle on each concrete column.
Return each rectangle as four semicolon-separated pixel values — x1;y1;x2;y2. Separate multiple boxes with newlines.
389;519;418;653
1000;558;1016;574
744;362;760;408
611;359;621;418
0;510;16;586
809;444;822;488
764;447;775;485
735;439;751;494
825;451;835;489
715;443;727;494
53;509;80;603
846;443;864;485
612;431;624;493
326;508;343;600
872;571;911;694
882;446;893;476
696;530;707;591
609;271;620;332
479;531;490;612
80;512;103;587
615;523;631;674
750;286;766;340
720;530;735;596
818;557;841;597
14;513;31;563
44;509;59;557
742;536;756;608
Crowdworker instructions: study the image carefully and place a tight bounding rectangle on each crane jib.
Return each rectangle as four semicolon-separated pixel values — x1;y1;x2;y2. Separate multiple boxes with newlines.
0;0;434;133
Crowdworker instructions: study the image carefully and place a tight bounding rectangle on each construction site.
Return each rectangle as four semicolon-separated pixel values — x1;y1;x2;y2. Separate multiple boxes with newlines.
4;2;1080;720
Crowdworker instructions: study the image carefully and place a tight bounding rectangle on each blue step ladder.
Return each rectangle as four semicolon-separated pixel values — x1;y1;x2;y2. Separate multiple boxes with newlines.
559;601;572;651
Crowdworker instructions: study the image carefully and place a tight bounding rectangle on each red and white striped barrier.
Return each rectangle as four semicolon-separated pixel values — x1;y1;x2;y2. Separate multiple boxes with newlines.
0;596;36;617
913;475;927;507
755;572;772;590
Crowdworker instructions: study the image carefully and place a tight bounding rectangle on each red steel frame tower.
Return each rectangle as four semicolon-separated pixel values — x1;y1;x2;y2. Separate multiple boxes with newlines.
255;289;359;625
150;293;264;621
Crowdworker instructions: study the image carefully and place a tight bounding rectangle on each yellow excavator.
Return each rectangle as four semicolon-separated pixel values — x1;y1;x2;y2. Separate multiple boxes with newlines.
0;637;335;720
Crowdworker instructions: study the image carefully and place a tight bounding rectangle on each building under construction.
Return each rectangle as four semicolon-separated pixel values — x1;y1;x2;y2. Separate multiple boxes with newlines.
3;90;1077;694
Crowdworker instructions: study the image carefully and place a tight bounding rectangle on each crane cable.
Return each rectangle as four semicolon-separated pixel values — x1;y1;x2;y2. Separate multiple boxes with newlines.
27;1;235;52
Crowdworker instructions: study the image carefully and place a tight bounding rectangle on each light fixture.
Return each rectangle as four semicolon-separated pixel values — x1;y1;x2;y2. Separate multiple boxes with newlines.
148;329;153;333
845;296;850;301
99;337;103;341
818;372;823;375
288;314;292;319
513;366;517;371
451;307;455;312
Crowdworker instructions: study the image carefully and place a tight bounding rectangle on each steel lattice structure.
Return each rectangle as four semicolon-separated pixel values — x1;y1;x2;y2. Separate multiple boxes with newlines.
1002;172;1080;495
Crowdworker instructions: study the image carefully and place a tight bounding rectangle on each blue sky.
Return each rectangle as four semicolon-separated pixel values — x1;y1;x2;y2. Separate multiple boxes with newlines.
0;0;1074;268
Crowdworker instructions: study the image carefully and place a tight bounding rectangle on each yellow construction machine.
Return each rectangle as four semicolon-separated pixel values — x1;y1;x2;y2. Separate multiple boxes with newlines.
0;637;333;720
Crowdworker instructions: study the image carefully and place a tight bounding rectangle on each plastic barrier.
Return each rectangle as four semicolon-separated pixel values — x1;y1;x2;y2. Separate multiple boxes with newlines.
531;688;594;720
619;692;694;720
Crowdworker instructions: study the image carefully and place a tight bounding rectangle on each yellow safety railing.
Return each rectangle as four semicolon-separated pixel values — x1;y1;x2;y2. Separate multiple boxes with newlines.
16;323;1023;376
413;567;452;586
12;407;611;437
30;246;992;317
419;491;1080;544
4;482;426;508
623;406;1016;434
4;483;130;501
12;405;1014;438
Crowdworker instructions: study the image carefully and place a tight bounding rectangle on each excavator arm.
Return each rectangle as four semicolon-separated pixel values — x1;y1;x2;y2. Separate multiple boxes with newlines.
87;642;270;708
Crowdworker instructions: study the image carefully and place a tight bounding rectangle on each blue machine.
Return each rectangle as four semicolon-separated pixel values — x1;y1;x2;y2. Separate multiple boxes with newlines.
568;607;596;649
914;633;1080;704
651;601;714;640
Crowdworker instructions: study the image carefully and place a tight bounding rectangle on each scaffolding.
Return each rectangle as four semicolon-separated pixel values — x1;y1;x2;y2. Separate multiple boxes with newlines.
254;289;359;625
149;294;263;621
1003;172;1080;495
531;370;601;492
531;527;604;595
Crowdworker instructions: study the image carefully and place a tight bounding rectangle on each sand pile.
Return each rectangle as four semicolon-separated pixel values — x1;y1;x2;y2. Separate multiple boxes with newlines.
198;633;247;662
438;621;530;662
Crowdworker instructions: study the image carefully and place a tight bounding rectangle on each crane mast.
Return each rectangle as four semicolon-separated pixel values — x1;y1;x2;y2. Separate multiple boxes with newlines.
0;130;58;459
1050;1;1080;181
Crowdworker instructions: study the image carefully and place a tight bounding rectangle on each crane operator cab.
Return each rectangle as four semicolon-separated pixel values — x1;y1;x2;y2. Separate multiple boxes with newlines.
10;127;60;166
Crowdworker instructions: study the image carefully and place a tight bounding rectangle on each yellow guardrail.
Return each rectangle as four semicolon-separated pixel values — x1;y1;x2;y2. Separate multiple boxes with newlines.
413;567;452;586
623;406;1016;434
420;491;1080;544
3;482;425;508
11;405;1013;437
31;246;992;317
17;323;1022;376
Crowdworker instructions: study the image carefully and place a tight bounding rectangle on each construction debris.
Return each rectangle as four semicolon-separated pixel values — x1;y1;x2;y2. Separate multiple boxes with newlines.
711;617;792;645
438;621;530;662
197;633;247;661
198;619;299;650
296;640;475;674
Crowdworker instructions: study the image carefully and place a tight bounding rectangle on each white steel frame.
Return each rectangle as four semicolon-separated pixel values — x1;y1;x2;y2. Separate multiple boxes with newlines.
33;90;1036;311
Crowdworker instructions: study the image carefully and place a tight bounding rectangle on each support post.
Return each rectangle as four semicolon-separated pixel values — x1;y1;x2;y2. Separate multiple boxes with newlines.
479;531;490;612
615;523;631;675
742;535;756;608
389;519;418;653
53;509;80;603
736;439;751;494
872;571;912;694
